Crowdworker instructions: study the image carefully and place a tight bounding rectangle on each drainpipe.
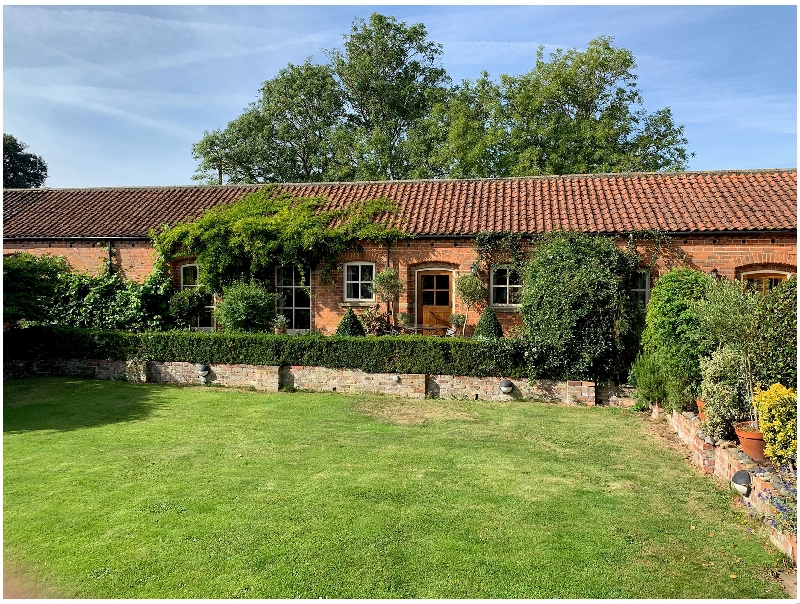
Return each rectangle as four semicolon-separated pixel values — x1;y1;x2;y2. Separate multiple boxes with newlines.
386;240;391;319
107;239;114;273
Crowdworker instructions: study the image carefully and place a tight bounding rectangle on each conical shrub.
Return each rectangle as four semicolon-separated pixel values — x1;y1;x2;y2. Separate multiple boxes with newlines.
335;308;365;336
473;307;503;339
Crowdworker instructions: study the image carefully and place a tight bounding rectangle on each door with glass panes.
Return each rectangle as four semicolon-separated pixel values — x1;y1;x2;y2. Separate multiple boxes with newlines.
276;266;311;333
417;271;452;330
181;264;215;330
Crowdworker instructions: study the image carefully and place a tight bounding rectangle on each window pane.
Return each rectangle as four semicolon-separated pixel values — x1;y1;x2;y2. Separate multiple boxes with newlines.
633;271;648;289
347;265;359;282
421;275;434;290
360;283;374;300
435;290;449;306
508;270;521;286
361;264;373;281
198;308;213;328
295;288;310;308
281;309;293;330
493;287;508;305
746;278;762;293
346;283;359;299
422;291;434;306
635;291;647;308
493;268;507;285
182;266;197;287
277;289;292;309
767;278;783;291
509;287;521;305
435;275;449;290
279;267;294;287
295;309;311;330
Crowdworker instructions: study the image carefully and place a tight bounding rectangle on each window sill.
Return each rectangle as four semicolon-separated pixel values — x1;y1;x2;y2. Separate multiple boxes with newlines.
339;301;377;308
490;305;521;311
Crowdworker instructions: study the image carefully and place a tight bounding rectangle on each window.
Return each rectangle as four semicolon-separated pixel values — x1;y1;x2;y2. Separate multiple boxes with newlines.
743;272;789;294
344;263;375;301
180;264;215;331
276;265;311;333
490;266;522;306
632;270;651;308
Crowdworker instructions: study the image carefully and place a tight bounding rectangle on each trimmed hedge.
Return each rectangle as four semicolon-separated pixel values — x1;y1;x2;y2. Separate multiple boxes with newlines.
5;325;528;378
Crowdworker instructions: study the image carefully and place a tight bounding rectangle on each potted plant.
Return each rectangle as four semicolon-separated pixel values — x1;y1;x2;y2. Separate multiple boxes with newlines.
449;313;466;332
695;397;707;421
272;314;289;335
396;312;413;333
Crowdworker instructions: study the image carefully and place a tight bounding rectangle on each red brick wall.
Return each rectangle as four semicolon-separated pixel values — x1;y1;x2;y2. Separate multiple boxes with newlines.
6;232;796;334
3;240;156;283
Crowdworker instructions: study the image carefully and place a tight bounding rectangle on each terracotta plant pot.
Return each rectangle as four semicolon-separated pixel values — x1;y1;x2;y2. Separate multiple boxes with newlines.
696;397;707;421
733;420;767;463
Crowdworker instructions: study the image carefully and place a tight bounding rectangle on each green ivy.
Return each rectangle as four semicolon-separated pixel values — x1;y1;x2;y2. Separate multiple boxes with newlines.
3;252;70;326
751;276;797;389
151;187;410;293
473;231;525;274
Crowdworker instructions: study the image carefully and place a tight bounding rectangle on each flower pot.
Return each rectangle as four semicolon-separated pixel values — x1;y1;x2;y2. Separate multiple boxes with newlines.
733;420;767;463
650;402;663;419
696;397;707;421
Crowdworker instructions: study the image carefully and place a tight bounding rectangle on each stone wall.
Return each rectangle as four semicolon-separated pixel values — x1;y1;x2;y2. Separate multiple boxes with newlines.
5;358;599;406
596;384;636;407
670;410;797;563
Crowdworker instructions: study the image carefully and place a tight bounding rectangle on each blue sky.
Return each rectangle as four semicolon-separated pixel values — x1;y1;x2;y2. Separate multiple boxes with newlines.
3;5;796;188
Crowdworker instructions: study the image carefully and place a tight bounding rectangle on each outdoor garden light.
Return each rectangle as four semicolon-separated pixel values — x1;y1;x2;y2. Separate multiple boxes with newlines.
731;469;751;496
392;374;400;383
198;363;210;384
499;379;514;394
710;267;719;280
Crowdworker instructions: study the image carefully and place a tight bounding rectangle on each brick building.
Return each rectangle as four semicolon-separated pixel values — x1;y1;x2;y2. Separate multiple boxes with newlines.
3;169;797;334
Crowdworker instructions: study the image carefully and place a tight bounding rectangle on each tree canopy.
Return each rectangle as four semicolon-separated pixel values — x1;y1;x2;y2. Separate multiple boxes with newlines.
193;16;690;183
4;134;48;188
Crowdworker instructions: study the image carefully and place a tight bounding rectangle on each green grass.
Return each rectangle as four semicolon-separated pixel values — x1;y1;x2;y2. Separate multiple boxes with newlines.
3;377;788;598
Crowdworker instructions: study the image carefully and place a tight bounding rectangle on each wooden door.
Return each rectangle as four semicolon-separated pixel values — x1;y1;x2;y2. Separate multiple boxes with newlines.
417;271;452;332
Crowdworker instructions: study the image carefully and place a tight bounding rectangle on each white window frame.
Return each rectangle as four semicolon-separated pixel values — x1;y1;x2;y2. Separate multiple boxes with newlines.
489;265;522;308
180;263;216;331
343;262;376;302
275;265;312;334
632;270;651;308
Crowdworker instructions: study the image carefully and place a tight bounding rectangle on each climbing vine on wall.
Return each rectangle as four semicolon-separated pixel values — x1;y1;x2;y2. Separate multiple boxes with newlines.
473;231;527;274
625;229;687;272
151;187;410;293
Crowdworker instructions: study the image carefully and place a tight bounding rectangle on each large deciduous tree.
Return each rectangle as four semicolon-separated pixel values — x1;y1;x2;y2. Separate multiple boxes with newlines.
4;134;48;188
327;13;450;180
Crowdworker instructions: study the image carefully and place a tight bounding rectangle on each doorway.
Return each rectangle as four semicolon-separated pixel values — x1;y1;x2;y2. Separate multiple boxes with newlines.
416;270;452;334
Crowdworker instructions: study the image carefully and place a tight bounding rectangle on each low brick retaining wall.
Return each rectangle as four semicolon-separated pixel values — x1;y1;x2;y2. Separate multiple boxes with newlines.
5;358;599;406
670;410;797;563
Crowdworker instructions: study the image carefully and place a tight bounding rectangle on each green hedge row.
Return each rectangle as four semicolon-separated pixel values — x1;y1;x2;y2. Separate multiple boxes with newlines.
5;325;528;378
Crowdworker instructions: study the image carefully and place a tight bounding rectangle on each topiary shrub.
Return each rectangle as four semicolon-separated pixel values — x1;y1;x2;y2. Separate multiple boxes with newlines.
169;288;209;330
754;383;797;465
473;307;503;339
639;267;713;412
520;231;642;382
751;276;797;389
214;281;277;332
335;308;366;336
699;346;750;440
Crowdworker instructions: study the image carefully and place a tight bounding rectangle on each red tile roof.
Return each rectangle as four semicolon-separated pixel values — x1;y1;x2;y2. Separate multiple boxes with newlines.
3;169;796;239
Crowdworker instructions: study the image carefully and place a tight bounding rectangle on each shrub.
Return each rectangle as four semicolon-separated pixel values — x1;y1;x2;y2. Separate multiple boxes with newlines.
640;268;713;411
374;268;404;321
454;274;488;335
336;309;366;336
629;351;668;411
751;276;797;389
169;288;209;329
396;312;413;327
473;307;503;339
754;383;797;465
449;313;466;329
54;265;176;332
699;346;750;440
520;231;642;382
3;252;69;326
214;281;277;332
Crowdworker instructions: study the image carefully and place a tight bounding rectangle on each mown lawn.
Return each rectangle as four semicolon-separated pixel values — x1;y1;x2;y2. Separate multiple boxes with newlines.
3;377;788;598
